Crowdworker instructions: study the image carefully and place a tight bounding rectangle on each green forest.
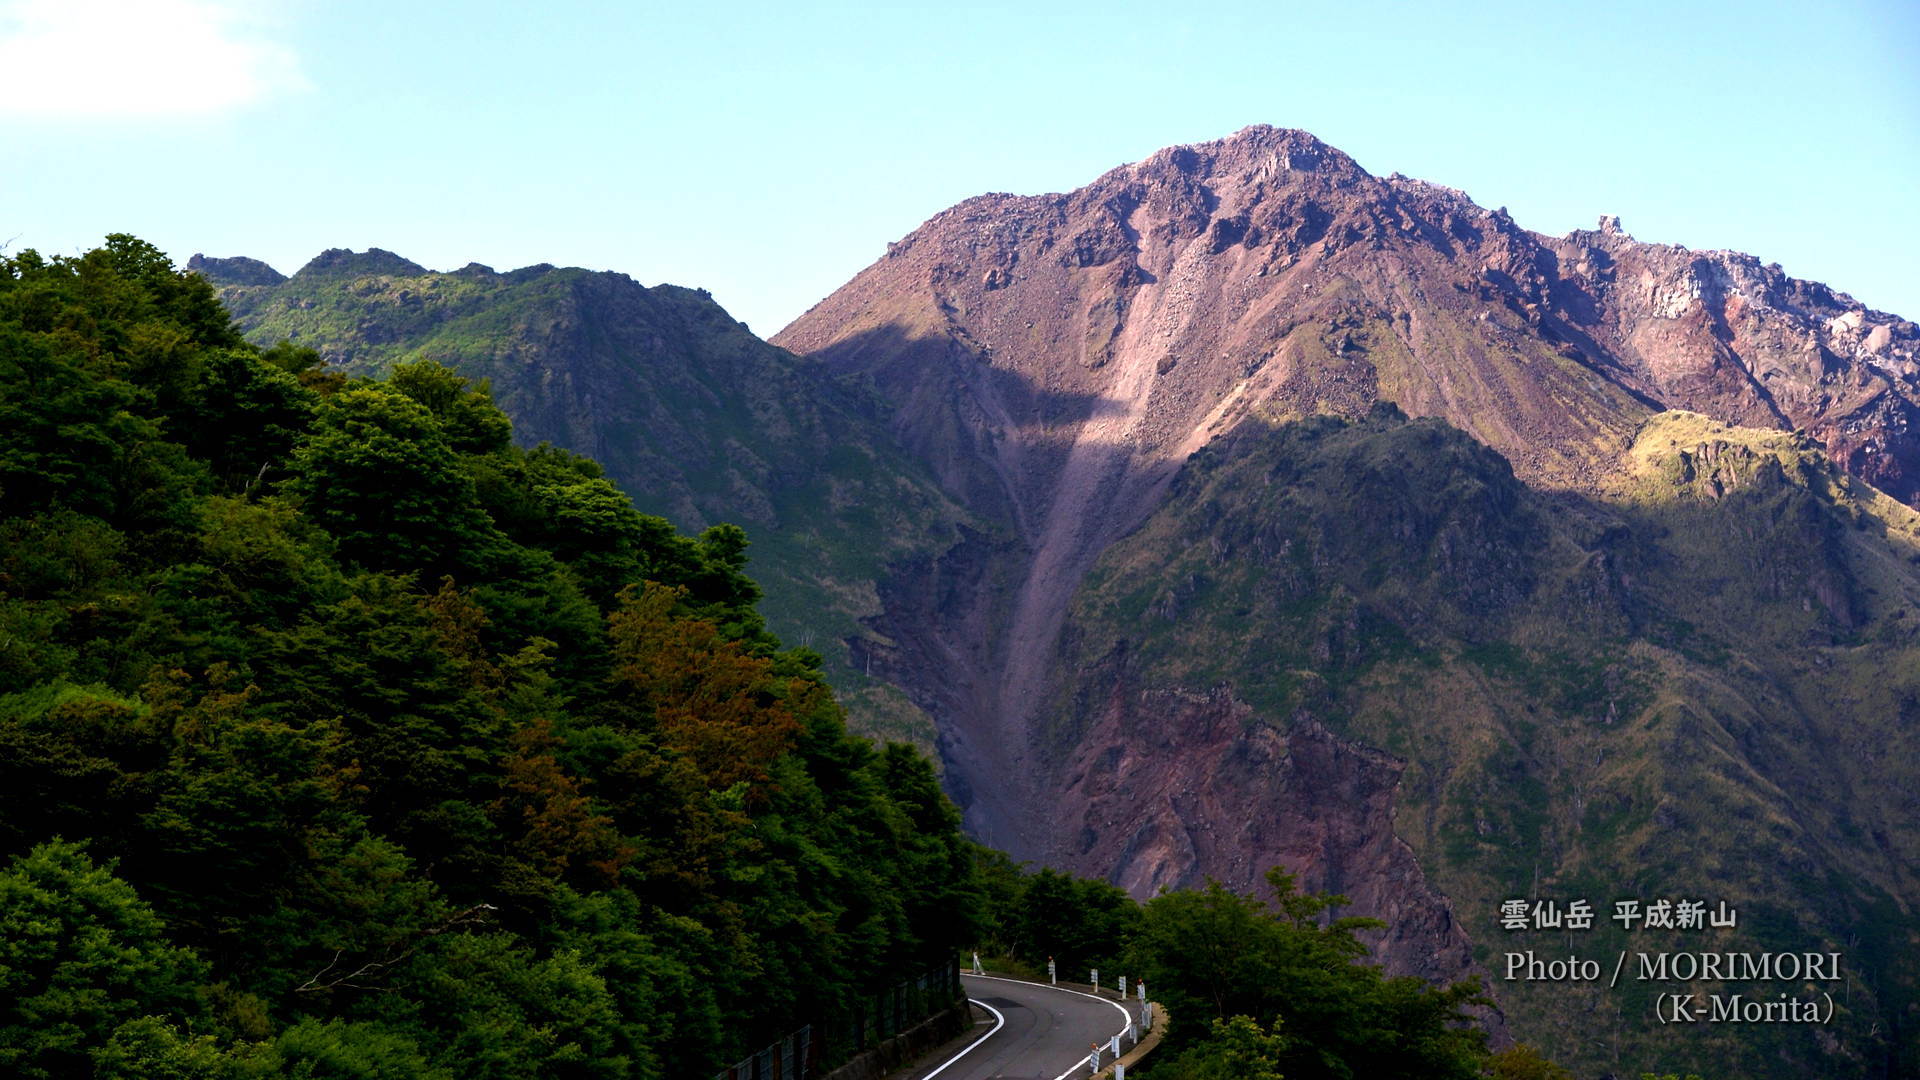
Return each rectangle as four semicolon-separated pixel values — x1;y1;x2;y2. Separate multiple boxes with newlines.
0;236;977;1078
0;237;1570;1079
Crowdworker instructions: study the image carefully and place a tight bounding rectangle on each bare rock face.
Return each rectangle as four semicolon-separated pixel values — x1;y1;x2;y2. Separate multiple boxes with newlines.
1059;680;1479;989
773;125;1919;999
1539;222;1920;500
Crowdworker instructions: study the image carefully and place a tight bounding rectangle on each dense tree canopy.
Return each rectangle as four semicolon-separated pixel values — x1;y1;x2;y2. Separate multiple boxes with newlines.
0;238;977;1078
969;849;1140;979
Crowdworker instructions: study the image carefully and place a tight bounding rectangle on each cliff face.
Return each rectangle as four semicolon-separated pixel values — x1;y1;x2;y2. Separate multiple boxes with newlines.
1057;683;1479;988
771;127;1566;869
771;126;1920;865
773;121;1920;856
1533;217;1920;499
776;128;1920;1076
1061;406;1920;1075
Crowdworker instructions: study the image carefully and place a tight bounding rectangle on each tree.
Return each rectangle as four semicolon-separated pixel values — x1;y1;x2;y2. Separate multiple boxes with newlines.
0;332;200;527
1156;1016;1290;1080
93;1018;281;1080
284;384;502;574
0;236;988;1080
0;841;207;1078
1487;1044;1575;1080
180;349;317;492
387;360;513;455
1012;868;1139;976
1126;868;1489;1080
607;582;800;792
272;1018;450;1080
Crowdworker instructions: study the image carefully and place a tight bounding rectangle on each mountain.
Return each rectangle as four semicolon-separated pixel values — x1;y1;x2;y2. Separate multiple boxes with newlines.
774;127;1920;1077
771;124;1920;855
191;250;980;752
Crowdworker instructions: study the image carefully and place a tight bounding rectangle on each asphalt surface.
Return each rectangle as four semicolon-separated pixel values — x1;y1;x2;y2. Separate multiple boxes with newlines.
901;974;1136;1080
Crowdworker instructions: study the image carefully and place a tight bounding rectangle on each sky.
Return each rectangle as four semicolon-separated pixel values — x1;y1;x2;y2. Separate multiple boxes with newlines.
2;0;1916;337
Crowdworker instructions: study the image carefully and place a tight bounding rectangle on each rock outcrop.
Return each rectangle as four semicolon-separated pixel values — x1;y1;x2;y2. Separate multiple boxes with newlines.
1059;682;1476;988
186;253;287;287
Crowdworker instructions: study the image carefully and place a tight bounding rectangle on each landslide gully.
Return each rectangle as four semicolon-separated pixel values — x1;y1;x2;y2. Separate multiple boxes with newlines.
773;126;1918;980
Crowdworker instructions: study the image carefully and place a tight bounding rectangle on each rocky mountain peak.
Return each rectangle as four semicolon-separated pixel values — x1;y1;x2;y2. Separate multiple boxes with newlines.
1125;124;1362;186
786;124;1920;502
185;253;286;287
774;128;1920;946
292;247;429;280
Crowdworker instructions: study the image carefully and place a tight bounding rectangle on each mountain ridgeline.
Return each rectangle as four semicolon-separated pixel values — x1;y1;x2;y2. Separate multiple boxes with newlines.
193;250;978;754
186;126;1920;1078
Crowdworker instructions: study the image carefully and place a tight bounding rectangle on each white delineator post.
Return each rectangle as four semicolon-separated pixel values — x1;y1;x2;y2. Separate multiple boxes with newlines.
971;952;983;975
1048;956;1057;986
1091;969;1099;996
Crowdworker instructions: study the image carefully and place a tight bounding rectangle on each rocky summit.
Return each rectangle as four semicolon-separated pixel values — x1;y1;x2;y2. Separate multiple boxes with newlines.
775;126;1920;1076
780;125;1918;502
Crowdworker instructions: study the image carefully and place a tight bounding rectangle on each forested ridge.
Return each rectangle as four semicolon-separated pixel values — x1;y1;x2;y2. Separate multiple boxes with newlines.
0;236;976;1078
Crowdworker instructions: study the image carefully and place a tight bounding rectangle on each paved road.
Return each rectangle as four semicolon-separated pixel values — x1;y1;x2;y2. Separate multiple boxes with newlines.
902;974;1134;1080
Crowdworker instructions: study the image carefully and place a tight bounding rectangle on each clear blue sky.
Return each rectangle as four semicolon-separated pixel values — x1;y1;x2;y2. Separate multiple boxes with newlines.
3;0;1915;336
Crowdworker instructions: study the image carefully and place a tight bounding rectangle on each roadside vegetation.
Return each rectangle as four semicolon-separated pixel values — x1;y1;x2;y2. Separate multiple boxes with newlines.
972;859;1545;1079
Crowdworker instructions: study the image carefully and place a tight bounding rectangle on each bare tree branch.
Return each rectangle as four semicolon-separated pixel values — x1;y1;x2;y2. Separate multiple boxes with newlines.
296;903;497;994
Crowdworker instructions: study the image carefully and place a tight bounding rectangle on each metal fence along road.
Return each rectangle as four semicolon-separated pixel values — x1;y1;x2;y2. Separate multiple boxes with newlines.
712;959;964;1080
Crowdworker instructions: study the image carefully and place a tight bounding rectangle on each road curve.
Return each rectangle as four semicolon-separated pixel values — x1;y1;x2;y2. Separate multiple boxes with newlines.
904;974;1133;1080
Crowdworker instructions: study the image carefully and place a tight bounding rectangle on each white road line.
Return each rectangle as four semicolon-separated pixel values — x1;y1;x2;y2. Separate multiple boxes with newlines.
963;974;1133;1080
920;997;1005;1080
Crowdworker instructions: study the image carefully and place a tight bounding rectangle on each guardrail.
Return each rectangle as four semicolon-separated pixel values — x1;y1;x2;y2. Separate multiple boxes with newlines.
1095;1000;1167;1080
